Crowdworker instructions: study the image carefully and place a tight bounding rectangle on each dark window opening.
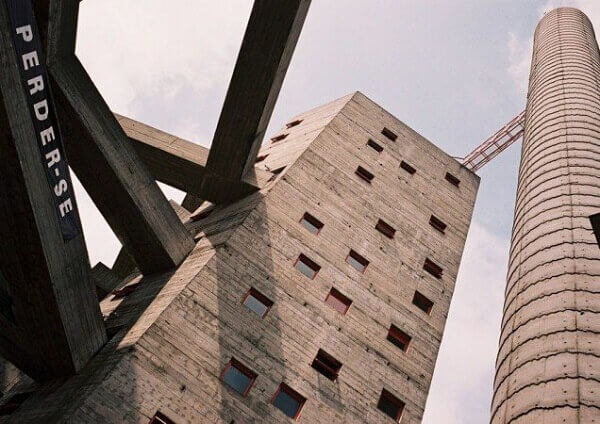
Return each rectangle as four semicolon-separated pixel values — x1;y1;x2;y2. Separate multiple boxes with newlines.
400;161;416;175
112;283;141;300
413;291;434;314
423;258;443;279
311;349;342;381
268;166;286;182
445;172;460;187
325;288;352;315
377;389;405;422
381;128;398;141
376;219;396;239
255;154;269;163
429;215;447;234
590;212;600;247
243;288;274;318
300;212;324;235
220;358;257;397
191;204;216;222
367;139;384;153
0;392;33;416
149;411;176;424
387;325;412;352
271;133;289;143
272;383;306;420
286;119;303;129
295;254;321;279
346;250;369;273
355;166;374;183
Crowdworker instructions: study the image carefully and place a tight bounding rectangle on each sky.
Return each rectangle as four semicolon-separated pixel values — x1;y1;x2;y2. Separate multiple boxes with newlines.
73;1;600;422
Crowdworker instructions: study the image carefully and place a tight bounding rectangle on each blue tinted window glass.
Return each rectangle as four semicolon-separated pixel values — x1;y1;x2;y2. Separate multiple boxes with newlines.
273;389;301;418
243;295;268;317
295;260;316;279
222;365;252;395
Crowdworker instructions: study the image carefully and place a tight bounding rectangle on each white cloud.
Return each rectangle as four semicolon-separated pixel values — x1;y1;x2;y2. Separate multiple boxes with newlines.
422;222;508;424
507;32;532;98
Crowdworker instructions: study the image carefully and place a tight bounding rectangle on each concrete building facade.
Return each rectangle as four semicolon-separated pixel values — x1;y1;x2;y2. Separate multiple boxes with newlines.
0;93;478;423
492;8;600;424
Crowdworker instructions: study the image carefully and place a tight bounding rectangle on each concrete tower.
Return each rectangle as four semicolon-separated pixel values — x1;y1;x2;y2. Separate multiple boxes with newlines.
492;8;600;424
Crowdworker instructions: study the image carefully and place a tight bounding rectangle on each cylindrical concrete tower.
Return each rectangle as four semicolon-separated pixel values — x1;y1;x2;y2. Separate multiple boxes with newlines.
492;8;600;424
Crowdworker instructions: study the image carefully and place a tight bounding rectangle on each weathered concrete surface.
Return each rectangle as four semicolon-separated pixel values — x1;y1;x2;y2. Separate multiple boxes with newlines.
492;8;600;424
0;93;478;423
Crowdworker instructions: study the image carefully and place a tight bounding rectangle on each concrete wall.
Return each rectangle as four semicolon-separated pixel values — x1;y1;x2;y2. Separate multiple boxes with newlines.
0;93;478;423
492;8;600;424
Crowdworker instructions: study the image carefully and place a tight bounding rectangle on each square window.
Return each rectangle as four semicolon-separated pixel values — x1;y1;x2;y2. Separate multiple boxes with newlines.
149;411;176;424
367;139;384;153
111;283;141;300
255;154;269;163
400;161;416;175
381;127;398;141
423;258;443;279
387;325;412;352
377;389;405;422
271;133;289;143
300;213;324;235
0;392;33;416
325;288;352;315
295;254;321;279
243;288;274;318
445;172;460;187
272;383;306;420
311;349;342;381
286;119;303;129
413;291;434;314
376;219;396;239
220;358;257;397
429;215;447;234
346;250;369;273
355;166;374;183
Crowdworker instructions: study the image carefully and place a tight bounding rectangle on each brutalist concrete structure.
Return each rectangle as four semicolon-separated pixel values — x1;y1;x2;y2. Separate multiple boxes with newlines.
0;93;478;423
491;8;600;424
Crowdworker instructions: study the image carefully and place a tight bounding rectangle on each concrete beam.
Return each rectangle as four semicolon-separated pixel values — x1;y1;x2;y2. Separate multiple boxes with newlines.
0;0;105;380
44;0;194;275
116;114;270;197
199;0;311;204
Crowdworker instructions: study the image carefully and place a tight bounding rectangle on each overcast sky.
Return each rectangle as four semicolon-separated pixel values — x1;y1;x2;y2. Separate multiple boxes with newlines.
74;1;600;422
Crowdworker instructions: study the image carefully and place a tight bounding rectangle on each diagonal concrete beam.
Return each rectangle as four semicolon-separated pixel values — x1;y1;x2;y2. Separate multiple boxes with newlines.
0;0;105;380
199;0;311;204
43;0;194;275
116;114;270;197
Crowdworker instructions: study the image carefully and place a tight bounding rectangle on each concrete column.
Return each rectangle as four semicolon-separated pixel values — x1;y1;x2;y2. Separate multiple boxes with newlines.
492;8;600;423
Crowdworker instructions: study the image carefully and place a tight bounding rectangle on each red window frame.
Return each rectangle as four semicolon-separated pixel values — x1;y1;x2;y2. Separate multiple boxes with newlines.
423;258;443;279
346;249;369;273
413;291;434;315
429;215;447;234
387;325;412;352
377;388;405;422
367;139;384;153
242;288;274;318
220;358;258;397
325;288;352;315
294;254;321;279
400;161;416;175
445;172;460;187
271;383;306;420
286;119;303;129
149;411;176;424
271;133;289;143
381;127;398;141
311;349;342;381
375;219;396;239
300;212;324;235
355;166;374;183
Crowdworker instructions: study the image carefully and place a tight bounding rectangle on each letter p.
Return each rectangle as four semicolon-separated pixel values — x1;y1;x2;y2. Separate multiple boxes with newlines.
16;25;33;42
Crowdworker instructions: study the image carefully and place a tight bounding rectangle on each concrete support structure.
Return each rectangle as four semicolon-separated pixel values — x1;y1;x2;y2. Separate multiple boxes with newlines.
0;93;478;423
492;8;600;423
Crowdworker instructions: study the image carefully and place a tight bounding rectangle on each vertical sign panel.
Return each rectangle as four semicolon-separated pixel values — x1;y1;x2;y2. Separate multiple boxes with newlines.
4;0;80;240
